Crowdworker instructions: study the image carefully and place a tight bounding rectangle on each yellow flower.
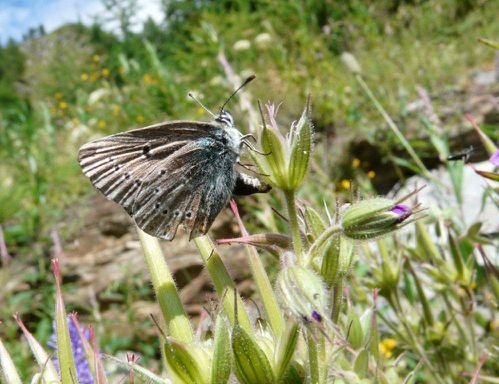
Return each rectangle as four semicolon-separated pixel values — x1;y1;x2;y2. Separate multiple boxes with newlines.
59;101;68;110
379;338;397;358
143;73;155;84
112;105;121;116
340;179;351;190
352;158;360;169
101;68;110;77
367;170;376;179
81;73;89;81
136;115;145;123
93;54;100;63
98;120;107;129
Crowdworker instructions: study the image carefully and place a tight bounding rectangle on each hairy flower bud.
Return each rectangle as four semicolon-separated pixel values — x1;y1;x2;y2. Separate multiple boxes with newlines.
255;99;313;191
341;198;415;240
275;266;328;324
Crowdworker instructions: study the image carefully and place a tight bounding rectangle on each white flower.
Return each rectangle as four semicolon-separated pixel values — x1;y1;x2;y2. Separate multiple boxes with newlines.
340;52;362;74
233;39;251;51
88;88;110;105
255;33;272;48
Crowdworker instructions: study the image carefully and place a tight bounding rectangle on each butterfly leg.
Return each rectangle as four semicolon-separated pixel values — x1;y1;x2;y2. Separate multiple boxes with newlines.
232;172;271;196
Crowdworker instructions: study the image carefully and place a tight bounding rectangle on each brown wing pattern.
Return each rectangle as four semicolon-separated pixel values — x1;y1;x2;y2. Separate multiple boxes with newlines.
78;121;238;240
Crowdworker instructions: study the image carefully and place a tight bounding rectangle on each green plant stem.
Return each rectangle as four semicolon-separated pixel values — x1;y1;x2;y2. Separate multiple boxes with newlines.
194;236;253;334
355;74;431;179
246;244;284;336
137;228;194;343
306;331;320;384
331;277;344;324
284;189;304;264
308;224;343;262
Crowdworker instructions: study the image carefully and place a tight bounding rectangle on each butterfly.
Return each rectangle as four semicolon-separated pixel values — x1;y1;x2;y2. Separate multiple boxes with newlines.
78;76;270;240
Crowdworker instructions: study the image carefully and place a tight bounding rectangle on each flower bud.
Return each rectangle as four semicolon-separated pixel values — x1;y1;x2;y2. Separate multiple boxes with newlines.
255;100;313;191
341;198;414;240
163;339;211;384
275;266;328;324
231;324;275;384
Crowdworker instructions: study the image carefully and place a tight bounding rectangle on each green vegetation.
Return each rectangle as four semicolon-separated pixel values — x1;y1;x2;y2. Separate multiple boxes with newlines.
0;0;498;383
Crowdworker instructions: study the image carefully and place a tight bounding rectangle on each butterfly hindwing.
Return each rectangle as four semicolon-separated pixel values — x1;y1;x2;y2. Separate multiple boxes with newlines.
132;137;238;240
78;121;238;240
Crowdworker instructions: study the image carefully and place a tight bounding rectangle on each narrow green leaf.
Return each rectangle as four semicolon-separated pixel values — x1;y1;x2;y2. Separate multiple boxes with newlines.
0;338;22;384
274;323;299;380
15;314;59;383
52;259;78;384
104;354;171;383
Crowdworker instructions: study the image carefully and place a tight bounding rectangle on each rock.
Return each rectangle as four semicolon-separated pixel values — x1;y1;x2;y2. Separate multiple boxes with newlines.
389;160;498;262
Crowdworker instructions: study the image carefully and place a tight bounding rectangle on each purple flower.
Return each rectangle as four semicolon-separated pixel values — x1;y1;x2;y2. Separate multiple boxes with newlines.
489;150;499;167
311;310;323;323
390;204;412;224
48;316;94;384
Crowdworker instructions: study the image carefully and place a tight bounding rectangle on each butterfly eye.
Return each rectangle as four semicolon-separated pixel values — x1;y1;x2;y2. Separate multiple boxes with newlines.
185;211;192;219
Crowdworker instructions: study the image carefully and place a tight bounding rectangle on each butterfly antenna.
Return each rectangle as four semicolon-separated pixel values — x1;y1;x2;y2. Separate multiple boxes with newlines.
188;92;216;118
220;75;256;114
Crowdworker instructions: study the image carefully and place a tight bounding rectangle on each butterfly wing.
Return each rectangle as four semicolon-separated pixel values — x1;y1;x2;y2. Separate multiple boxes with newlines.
78;121;238;240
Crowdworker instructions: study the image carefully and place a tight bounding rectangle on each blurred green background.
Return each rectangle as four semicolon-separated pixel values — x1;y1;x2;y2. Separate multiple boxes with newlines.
0;0;498;379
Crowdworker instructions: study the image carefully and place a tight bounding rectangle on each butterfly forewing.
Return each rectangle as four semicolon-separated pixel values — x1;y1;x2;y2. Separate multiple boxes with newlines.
78;121;238;240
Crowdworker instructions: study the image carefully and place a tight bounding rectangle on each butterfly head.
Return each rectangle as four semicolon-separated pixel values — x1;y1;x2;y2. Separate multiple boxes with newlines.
216;109;235;128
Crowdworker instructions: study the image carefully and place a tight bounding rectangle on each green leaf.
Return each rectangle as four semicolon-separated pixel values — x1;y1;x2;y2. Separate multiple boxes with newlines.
274;323;299;380
347;310;364;350
104;355;171;384
0;338;22;384
211;316;231;384
304;207;326;239
232;324;275;384
53;259;78;384
354;349;369;378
